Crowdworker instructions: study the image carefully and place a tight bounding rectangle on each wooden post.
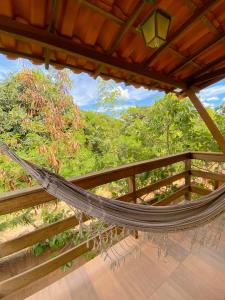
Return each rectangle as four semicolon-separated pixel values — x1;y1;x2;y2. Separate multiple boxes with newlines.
186;88;225;153
184;159;191;201
128;175;138;238
214;180;219;190
128;175;136;202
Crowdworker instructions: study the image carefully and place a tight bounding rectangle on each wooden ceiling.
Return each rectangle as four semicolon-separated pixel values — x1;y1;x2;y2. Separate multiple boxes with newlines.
0;0;224;93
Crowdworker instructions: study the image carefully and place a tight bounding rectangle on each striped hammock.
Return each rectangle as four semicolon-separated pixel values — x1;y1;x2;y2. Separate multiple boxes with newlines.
1;140;225;233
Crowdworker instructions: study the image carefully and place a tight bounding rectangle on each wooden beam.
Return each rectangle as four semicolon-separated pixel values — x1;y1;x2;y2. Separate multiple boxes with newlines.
153;185;189;206
186;89;225;153
94;1;146;77
191;152;225;162
44;0;59;69
0;16;185;89
0;215;88;258
190;184;211;195
79;0;124;26
192;67;225;85
171;34;225;75
189;55;225;82
191;169;225;182
197;75;225;90
0;226;120;298
144;0;217;67
117;171;187;202
136;171;187;198
0;47;158;90
184;0;221;34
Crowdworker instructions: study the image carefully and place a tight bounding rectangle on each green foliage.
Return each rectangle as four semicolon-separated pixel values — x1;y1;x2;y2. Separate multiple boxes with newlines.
41;207;68;224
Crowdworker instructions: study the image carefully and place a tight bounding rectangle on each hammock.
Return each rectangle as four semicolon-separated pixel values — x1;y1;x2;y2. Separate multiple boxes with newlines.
1;140;225;233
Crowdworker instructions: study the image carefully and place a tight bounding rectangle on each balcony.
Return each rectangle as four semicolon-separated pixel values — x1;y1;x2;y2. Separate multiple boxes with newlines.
0;151;225;299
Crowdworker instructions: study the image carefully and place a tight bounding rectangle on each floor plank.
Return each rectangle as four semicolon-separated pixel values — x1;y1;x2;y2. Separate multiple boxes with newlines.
26;233;225;300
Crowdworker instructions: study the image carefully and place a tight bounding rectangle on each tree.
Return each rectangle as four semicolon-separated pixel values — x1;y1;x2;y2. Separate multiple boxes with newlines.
0;68;86;191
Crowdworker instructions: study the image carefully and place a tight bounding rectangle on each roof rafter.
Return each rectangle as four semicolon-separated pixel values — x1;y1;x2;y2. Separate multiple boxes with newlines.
0;15;185;89
78;0;124;26
0;47;162;91
184;0;222;34
44;0;59;69
191;67;225;85
188;54;225;84
93;1;146;78
144;0;217;67
79;0;203;72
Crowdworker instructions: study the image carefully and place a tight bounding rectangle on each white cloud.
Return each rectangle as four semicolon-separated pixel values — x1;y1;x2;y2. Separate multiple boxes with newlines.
113;105;135;111
206;96;219;102
199;82;225;107
200;84;225;99
125;85;160;101
70;73;164;108
96;104;135;113
117;86;130;100
71;73;98;106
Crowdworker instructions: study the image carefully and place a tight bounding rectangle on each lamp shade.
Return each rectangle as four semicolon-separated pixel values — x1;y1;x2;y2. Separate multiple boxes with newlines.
141;9;171;48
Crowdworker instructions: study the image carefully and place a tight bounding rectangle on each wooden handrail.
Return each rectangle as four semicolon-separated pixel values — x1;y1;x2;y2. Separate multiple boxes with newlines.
0;152;190;215
191;152;225;162
1;151;224;215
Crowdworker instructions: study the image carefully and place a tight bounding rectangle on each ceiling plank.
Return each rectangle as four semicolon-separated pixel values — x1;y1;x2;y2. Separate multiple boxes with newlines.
94;1;146;77
144;0;217;67
0;15;185;89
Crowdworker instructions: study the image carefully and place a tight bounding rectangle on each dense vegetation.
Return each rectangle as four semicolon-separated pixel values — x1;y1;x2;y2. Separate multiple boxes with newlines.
0;68;224;191
0;67;224;258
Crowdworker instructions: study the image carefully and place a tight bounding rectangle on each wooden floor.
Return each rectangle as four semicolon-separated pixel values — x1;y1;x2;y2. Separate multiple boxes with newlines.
27;232;225;300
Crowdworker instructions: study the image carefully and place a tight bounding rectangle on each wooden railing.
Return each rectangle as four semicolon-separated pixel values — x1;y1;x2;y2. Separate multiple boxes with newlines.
0;151;225;299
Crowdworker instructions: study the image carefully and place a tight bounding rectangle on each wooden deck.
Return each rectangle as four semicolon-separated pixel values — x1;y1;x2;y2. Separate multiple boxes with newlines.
27;231;225;300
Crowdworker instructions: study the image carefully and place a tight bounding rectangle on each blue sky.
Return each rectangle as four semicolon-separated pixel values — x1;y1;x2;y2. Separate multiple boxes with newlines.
0;54;224;112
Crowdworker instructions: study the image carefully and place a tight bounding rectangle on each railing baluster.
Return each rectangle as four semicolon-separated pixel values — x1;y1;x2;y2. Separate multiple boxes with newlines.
128;175;136;203
128;175;138;238
214;180;219;190
184;159;191;201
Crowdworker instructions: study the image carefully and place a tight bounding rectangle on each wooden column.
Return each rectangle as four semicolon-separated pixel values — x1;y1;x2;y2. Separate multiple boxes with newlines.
186;88;225;153
184;159;191;201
